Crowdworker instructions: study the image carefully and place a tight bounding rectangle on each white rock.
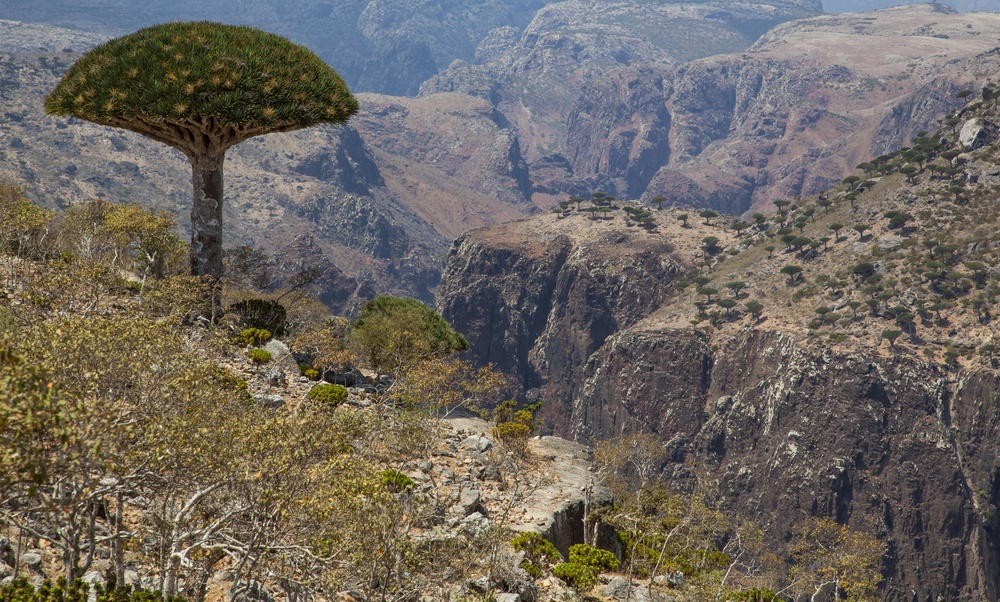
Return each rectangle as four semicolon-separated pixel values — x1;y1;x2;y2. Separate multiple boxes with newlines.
960;118;999;150
460;435;493;453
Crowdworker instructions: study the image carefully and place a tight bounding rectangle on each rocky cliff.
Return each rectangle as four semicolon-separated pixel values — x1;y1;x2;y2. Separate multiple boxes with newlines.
439;124;1000;597
575;326;1000;599
437;213;684;421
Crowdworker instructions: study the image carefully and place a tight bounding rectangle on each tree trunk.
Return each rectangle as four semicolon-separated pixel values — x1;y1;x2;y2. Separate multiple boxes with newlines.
189;152;226;281
113;492;125;588
164;553;182;599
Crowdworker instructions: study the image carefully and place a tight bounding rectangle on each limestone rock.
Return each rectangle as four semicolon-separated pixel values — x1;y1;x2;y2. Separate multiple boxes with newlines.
19;552;42;572
959;118;999;150
459;435;493;453
252;394;285;409
507;436;615;558
602;576;674;602
457;486;483;516
81;571;106;602
262;339;298;376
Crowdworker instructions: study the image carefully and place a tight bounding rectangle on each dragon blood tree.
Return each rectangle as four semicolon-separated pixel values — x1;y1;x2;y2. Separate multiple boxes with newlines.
46;21;359;280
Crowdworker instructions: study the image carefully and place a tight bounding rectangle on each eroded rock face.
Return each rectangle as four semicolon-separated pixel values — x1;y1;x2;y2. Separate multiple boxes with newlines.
438;213;683;428
587;332;1000;598
440;217;1000;600
426;4;1000;213
353;93;535;240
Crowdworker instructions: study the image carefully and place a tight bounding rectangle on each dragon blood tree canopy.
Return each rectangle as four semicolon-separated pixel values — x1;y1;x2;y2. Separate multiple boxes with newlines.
45;21;359;279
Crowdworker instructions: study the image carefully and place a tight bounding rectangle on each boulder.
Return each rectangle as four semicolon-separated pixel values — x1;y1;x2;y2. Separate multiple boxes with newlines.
81;571;106;602
959;118;999;150
265;369;285;387
252;394;285;409
459;512;490;536
260;339;299;376
495;594;521;602
457;486;483;516
459;435;493;453
324;367;368;387
19;552;42;572
601;576;674;602
0;538;11;566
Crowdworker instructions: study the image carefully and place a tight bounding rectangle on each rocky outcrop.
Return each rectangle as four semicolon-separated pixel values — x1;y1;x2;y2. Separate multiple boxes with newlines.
511;435;616;557
959;118;999;150
438;213;683;433
442;415;615;559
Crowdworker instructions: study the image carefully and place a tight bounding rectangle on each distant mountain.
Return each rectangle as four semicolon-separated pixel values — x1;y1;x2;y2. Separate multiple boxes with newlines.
824;0;996;12
3;0;823;97
0;0;551;96
430;3;1000;212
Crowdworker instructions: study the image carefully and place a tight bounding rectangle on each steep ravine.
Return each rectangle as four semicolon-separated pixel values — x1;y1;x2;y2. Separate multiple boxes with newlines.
439;215;1000;601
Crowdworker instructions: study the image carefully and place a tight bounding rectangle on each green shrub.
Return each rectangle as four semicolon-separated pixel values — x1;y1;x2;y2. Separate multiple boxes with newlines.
246;348;272;364
304;368;320;381
239;327;272;346
552;562;597;590
493;420;531;442
228;298;287;335
569;544;619;571
380;469;415;493
307;383;348;406
0;578;184;602
350;295;468;374
511;532;562;576
521;560;544;578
